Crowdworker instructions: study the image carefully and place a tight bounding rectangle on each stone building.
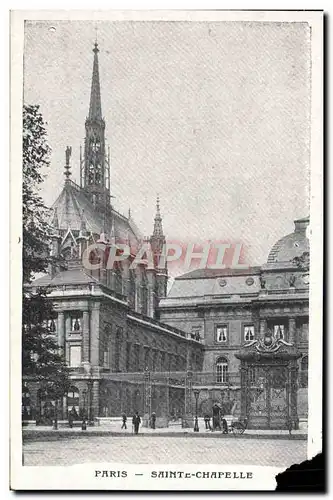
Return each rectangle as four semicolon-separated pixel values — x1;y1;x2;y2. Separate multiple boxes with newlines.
159;217;309;429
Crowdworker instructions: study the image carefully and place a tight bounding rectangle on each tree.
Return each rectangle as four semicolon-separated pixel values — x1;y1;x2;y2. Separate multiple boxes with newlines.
22;105;69;425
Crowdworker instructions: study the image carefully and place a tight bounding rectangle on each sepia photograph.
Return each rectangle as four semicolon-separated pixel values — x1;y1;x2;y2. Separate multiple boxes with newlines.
10;9;323;491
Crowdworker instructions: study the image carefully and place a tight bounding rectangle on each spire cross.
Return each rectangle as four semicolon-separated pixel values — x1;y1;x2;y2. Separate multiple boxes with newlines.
64;146;72;180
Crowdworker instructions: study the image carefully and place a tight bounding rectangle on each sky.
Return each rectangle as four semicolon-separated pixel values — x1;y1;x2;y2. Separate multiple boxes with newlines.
23;20;311;268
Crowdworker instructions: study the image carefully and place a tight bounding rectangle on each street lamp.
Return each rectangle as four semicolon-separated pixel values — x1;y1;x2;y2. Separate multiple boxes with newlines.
87;380;93;425
82;389;87;418
193;389;200;432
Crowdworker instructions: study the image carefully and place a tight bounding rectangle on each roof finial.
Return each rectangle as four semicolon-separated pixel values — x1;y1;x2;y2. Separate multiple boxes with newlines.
128;207;131;219
156;194;160;216
89;39;102;120
152;194;164;238
64;146;72;180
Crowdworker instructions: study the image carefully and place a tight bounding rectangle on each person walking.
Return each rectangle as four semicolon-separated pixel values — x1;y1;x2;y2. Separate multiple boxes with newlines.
121;413;127;430
212;404;221;431
204;414;211;430
132;411;141;435
151;412;156;429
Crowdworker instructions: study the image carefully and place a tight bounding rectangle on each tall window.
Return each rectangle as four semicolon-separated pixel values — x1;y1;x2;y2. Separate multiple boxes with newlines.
274;324;285;339
47;318;57;334
216;325;228;343
244;325;255;342
70;315;82;333
69;345;81;367
115;329;122;372
134;344;140;372
126;342;131;371
144;348;150;371
216;357;228;383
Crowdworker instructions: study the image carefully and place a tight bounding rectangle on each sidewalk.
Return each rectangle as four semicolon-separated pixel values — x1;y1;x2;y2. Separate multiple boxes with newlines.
23;423;307;441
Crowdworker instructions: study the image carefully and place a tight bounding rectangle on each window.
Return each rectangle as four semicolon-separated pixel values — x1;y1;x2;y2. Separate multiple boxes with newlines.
274;324;285;340
134;345;140;372
47;318;57;334
144;348;150;371
103;348;109;368
216;325;228;343
115;329;122;372
69;345;81;367
244;325;255;342
300;321;309;342
126;342;131;371
216;357;228;383
71;316;82;332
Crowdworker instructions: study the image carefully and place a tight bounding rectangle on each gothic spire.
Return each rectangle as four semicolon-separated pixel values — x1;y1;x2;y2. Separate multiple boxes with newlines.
88;42;102;121
152;195;164;238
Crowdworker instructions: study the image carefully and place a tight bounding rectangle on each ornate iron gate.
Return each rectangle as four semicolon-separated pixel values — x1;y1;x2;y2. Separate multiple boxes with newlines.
247;363;290;429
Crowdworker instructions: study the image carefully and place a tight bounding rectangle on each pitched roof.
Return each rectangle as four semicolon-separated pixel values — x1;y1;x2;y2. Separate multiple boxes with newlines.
51;180;141;245
175;266;261;280
31;267;99;287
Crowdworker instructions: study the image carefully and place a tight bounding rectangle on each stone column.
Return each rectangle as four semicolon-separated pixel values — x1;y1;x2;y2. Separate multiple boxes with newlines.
289;318;296;344
82;310;90;363
90;306;100;366
57;312;65;350
259;319;267;339
91;380;100;419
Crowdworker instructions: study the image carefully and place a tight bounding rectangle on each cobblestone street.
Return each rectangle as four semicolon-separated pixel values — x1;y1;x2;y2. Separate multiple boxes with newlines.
23;435;307;468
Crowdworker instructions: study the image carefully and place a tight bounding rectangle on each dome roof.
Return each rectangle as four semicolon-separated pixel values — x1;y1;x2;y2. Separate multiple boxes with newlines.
267;216;309;264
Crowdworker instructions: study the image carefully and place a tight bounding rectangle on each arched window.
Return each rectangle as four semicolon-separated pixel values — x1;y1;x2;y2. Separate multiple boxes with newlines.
216;357;228;384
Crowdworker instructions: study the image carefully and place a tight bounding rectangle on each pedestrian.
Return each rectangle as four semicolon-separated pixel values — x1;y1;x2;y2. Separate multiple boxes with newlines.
204;414;211;430
132;411;141;435
212;404;221;431
151;412;156;429
222;417;228;434
121;412;127;430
